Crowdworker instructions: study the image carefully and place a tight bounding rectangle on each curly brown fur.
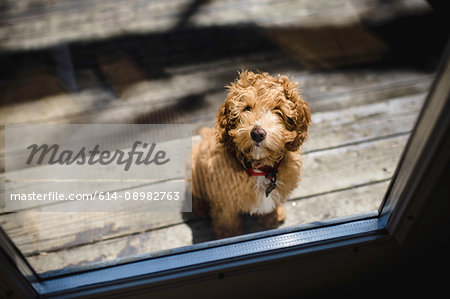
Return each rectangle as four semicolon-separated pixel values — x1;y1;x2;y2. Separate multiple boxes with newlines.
192;70;311;239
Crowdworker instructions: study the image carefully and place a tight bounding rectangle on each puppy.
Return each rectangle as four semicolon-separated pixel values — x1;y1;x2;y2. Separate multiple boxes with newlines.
191;70;311;239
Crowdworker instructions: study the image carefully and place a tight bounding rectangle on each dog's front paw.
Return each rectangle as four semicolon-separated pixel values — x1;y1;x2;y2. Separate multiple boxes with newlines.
276;205;286;223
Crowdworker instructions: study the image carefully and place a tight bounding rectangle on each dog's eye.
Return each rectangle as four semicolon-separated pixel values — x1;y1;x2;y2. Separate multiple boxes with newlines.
243;106;252;112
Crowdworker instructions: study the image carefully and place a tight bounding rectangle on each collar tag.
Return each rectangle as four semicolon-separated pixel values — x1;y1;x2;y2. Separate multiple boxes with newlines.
247;161;280;197
265;176;277;197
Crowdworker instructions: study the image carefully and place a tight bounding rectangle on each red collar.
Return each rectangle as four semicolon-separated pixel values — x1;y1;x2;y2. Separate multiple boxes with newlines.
247;161;281;180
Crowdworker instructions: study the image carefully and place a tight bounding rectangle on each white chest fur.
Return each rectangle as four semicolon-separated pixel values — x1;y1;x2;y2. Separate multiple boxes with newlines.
249;176;282;215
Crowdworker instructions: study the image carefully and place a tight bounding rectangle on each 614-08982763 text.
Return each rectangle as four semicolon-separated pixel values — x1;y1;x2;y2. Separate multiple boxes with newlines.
9;191;181;201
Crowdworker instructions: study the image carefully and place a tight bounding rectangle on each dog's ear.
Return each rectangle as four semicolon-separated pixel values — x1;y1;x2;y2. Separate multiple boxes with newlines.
279;76;311;151
215;92;236;151
215;100;229;144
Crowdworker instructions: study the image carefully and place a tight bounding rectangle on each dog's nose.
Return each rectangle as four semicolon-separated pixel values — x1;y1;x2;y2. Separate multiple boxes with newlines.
251;126;266;143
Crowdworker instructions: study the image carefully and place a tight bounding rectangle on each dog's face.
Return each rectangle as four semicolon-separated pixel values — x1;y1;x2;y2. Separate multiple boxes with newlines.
216;71;311;166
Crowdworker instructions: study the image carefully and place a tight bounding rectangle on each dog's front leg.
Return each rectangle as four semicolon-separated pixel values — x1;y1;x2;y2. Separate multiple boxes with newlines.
257;205;286;229
210;206;243;239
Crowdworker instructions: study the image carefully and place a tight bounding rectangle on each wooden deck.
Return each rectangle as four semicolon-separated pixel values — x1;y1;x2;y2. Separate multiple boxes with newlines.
0;0;441;275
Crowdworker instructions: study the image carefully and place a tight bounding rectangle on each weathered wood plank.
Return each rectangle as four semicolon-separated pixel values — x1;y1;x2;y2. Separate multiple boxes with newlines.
303;92;425;151
293;134;407;199
283;181;389;227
